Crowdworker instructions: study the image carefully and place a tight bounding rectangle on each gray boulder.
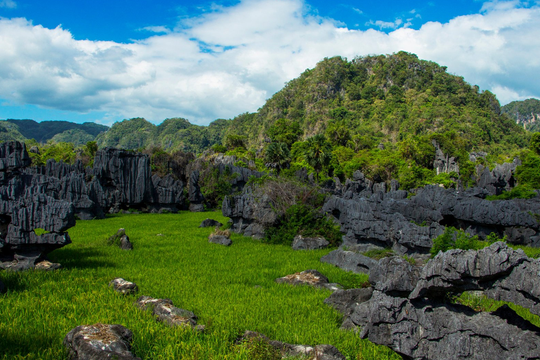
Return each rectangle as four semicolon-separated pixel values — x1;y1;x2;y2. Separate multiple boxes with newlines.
209;234;232;246
136;296;204;331
320;249;379;274
199;218;223;228
291;235;329;250
64;323;141;360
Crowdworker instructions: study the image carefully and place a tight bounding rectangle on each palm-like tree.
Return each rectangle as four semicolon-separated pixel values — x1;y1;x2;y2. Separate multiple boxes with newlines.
264;142;291;174
305;134;332;182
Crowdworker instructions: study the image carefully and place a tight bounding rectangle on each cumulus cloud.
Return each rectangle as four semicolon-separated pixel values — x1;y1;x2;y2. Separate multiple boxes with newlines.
0;0;16;9
0;0;539;125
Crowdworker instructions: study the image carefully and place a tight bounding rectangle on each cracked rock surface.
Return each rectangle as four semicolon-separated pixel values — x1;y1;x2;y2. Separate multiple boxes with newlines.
63;323;141;360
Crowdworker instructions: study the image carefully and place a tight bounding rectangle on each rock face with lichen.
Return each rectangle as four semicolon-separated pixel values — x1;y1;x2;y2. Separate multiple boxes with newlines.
326;243;540;360
63;323;141;360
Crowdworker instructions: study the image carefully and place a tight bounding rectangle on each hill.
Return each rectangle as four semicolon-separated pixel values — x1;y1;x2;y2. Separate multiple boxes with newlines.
502;98;540;132
95;117;228;153
224;52;526;152
1;119;109;145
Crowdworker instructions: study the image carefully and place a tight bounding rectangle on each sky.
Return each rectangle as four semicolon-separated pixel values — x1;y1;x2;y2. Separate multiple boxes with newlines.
0;0;539;126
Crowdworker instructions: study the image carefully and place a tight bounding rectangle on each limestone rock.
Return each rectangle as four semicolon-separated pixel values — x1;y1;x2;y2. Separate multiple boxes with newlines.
324;287;373;317
199;218;223;228
109;278;138;295
208;234;232;246
275;269;342;291
320;249;379;274
352;290;540;360
237;331;346;360
370;256;420;297
63;323;141;360
291;235;329;250
136;296;204;331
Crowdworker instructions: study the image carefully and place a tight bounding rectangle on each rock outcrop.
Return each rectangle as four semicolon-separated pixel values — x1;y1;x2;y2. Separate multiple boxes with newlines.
0;142;75;269
323;181;540;255
222;190;278;239
291;235;329;250
64;323;141;360
328;243;540;360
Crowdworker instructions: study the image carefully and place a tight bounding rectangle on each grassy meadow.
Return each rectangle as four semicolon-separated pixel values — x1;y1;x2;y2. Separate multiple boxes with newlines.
0;211;400;360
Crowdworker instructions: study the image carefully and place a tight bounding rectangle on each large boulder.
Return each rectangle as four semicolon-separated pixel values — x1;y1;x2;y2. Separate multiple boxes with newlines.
291;235;329;250
64;323;141;360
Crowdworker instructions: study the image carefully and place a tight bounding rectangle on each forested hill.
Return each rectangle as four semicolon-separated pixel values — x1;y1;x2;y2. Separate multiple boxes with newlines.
223;51;526;152
502;98;540;132
0;119;108;146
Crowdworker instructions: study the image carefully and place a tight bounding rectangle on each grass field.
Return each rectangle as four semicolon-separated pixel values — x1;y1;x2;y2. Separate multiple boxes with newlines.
0;211;400;360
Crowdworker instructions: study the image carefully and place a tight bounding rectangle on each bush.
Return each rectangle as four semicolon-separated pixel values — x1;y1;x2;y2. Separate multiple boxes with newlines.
264;204;342;247
430;227;491;257
486;185;537;200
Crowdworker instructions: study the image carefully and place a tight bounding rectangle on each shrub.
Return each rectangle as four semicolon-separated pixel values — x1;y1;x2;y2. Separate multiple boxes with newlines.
264;204;342;247
430;227;491;257
486;185;537;200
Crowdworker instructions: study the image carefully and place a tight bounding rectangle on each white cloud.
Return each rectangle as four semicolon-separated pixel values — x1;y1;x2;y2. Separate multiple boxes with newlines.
0;0;16;9
0;0;539;125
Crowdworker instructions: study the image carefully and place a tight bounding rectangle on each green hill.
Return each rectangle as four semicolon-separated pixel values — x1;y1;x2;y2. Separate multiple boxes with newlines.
502;98;540;132
1;119;108;143
224;52;526;152
95;117;228;153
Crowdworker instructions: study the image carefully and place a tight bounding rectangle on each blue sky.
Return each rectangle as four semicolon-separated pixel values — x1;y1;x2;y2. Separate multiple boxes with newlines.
0;0;539;125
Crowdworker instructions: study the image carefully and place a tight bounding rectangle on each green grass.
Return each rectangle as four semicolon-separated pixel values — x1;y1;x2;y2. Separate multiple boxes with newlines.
0;211;399;360
456;291;540;328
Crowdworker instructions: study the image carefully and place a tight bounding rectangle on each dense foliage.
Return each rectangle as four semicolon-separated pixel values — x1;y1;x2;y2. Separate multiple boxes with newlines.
2;119;107;143
502;98;540;132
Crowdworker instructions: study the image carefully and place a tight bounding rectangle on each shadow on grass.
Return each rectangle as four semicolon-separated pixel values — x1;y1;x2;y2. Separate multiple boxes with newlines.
48;247;117;270
0;331;61;358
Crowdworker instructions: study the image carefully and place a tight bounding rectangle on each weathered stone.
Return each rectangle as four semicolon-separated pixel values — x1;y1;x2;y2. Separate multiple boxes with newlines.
108;229;133;250
370;256;420;297
109;278;138;295
275;269;342;291
63;323;140;360
352;290;540;360
320;249;379;274
136;296;204;331
120;235;133;250
409;242;529;300
208;234;232;246
237;331;346;360
324;287;373;316
291;235;329;250
222;191;278;239
433;139;459;175
199;218;223;228
34;260;61;271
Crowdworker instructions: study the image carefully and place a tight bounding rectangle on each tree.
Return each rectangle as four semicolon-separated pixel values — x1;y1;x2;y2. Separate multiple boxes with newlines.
266;119;302;148
224;134;246;151
264;142;290;174
305;134;332;182
530;132;540;155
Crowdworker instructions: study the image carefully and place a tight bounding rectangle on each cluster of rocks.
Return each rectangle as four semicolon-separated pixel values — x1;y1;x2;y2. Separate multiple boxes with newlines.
325;242;540;359
28;147;188;218
0;141;76;270
324;174;540;255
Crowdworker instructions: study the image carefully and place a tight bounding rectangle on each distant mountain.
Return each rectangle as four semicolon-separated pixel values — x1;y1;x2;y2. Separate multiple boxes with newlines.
1;119;109;145
95;117;228;153
501;98;540;132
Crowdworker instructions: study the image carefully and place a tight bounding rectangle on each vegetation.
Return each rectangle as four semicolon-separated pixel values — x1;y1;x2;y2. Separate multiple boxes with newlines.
2;119;107;143
0;212;401;360
501;98;540;132
430;227;506;257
